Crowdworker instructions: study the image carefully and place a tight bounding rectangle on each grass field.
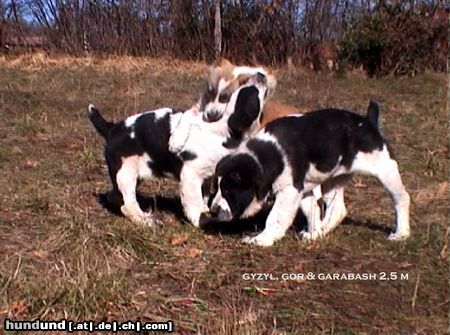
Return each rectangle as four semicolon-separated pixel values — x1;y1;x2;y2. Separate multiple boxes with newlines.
0;53;448;334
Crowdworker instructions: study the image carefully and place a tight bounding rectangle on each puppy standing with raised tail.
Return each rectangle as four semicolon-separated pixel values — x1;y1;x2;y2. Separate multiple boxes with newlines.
209;101;410;246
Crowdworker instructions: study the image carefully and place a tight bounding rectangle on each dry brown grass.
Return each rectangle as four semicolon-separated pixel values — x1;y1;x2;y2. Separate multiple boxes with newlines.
0;55;447;334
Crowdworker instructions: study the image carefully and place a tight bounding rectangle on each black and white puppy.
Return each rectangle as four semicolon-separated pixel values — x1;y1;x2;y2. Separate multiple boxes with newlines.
88;73;272;227
209;101;410;246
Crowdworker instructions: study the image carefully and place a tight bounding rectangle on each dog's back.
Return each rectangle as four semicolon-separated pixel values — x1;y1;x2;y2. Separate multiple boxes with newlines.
262;106;385;188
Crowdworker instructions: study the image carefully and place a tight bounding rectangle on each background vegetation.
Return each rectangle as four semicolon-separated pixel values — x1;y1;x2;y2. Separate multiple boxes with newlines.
0;0;447;76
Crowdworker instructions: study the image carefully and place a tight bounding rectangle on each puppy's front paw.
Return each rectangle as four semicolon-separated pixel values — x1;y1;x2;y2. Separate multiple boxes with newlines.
388;231;410;241
242;235;275;247
299;230;322;241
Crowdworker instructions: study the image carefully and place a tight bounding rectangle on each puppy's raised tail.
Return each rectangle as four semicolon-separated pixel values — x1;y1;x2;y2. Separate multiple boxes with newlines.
88;104;114;139
367;100;380;128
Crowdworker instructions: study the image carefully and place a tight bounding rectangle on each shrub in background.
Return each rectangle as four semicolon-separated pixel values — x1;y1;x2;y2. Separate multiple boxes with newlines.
337;2;447;77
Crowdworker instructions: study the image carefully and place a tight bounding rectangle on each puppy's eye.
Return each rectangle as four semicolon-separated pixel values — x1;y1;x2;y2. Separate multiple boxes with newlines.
218;92;231;103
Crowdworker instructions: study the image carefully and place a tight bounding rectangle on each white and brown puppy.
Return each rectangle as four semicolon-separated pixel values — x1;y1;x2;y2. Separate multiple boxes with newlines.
209;101;410;246
169;59;276;151
88;72;273;227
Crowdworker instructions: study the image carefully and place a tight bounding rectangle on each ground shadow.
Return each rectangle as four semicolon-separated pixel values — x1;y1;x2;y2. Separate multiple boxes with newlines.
201;208;392;237
342;217;392;235
200;206;309;236
94;191;185;221
94;191;392;236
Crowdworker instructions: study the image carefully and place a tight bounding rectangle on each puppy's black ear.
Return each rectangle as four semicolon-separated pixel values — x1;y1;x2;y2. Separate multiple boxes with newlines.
215;154;233;176
367;100;380;128
255;181;272;201
222;135;241;149
226;86;261;139
253;167;272;201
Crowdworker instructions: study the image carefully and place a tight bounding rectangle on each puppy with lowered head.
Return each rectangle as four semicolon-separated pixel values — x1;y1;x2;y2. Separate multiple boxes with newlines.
209;101;410;246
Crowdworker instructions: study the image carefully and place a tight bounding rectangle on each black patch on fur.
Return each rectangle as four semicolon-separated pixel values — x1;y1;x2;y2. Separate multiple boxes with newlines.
222;136;241;149
171;108;184;114
132;112;184;179
265;109;385;190
247;139;284;200
218;89;232;103
223;86;261;149
88;106;115;139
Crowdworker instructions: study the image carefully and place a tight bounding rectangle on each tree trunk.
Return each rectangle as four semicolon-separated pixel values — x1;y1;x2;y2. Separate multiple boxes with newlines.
214;0;221;59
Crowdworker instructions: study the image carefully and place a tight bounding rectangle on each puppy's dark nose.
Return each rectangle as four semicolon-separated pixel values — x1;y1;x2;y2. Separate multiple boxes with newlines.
203;110;222;122
256;71;267;84
209;203;219;216
210;207;233;222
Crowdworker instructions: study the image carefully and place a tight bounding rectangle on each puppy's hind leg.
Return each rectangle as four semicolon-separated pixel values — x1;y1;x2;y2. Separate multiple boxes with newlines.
116;158;162;227
352;146;410;240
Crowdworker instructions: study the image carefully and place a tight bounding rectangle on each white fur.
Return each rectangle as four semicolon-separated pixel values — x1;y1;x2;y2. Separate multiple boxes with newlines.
168;106;199;152
300;186;347;241
116;155;161;226
209;177;232;216
125;108;172;127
